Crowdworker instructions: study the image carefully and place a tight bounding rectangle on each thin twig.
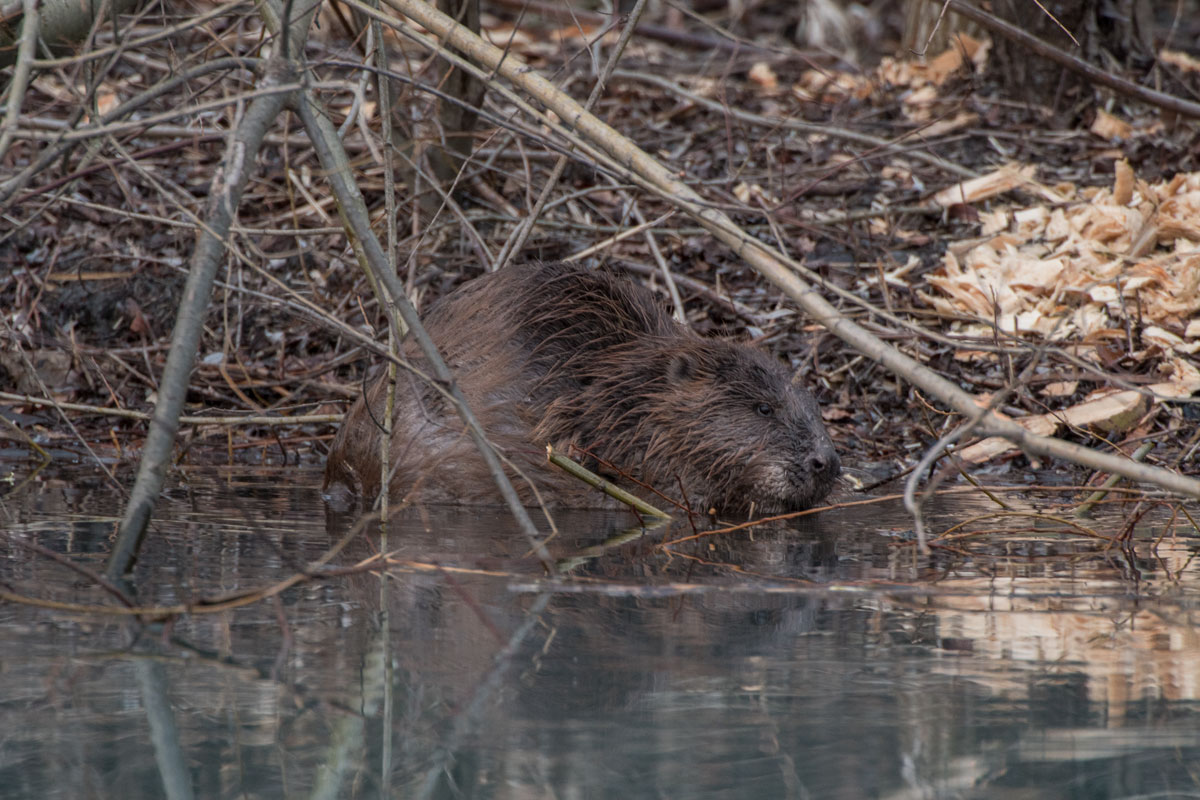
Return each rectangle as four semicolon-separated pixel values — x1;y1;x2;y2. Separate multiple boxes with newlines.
493;0;654;271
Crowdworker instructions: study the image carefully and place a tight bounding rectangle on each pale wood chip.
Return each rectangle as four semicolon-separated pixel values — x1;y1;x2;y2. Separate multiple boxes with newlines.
958;390;1150;463
1042;381;1078;397
748;62;779;91
917;111;979;138
1091;109;1133;141
934;164;1035;207
1160;49;1200;73
1113;160;1135;205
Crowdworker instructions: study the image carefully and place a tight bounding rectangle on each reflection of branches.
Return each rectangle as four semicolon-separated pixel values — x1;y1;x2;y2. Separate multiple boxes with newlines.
7;536;136;608
308;629;384;800
657;485;1160;550
137;660;195;800
415;592;552;799
3;505;373;617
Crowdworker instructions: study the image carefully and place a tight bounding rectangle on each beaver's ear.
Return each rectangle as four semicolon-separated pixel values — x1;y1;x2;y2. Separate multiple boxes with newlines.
666;353;696;384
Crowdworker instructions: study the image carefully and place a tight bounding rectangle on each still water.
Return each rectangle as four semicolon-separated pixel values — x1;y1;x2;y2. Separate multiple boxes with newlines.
1;467;1198;799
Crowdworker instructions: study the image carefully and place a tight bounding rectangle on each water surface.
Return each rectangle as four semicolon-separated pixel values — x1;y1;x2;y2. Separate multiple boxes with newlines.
2;467;1198;799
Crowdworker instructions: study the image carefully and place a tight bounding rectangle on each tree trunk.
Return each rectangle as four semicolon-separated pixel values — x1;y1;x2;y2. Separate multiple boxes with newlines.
988;0;1154;114
430;0;484;186
903;0;980;57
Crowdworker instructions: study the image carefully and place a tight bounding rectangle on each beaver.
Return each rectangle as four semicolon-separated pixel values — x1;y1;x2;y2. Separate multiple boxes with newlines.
323;262;840;514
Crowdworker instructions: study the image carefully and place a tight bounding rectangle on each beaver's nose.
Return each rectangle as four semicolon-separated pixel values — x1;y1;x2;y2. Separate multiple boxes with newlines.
807;442;841;482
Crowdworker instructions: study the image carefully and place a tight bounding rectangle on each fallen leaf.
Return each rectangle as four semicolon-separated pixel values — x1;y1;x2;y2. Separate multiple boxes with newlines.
926;46;964;84
0;349;75;395
1142;325;1184;349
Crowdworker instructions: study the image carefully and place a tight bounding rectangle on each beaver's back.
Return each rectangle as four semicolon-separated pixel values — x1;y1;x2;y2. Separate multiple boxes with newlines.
422;261;683;399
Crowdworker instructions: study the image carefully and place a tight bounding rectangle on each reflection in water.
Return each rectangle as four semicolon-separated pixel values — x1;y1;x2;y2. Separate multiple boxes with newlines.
0;467;1198;799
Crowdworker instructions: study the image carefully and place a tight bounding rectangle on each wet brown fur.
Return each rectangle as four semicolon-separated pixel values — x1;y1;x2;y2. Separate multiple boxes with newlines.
324;262;839;513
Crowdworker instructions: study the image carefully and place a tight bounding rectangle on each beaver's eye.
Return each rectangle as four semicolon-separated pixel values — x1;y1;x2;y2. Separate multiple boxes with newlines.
755;402;774;417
